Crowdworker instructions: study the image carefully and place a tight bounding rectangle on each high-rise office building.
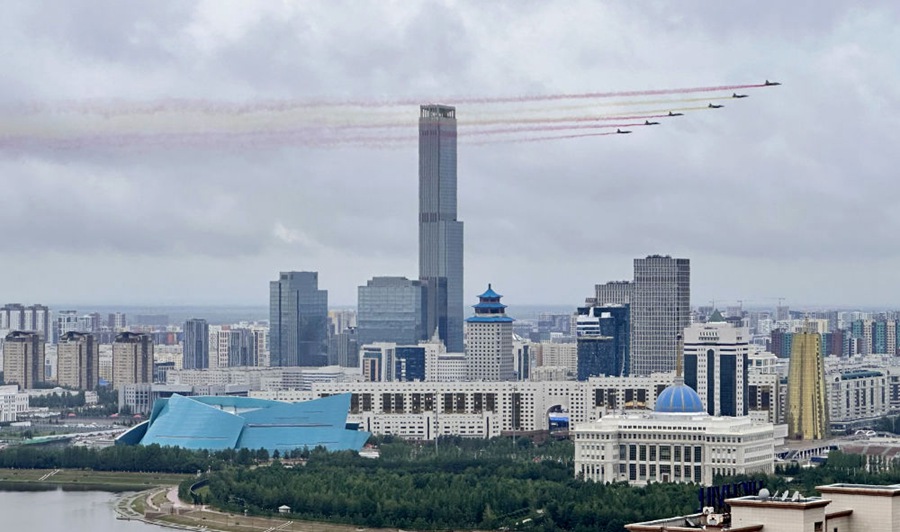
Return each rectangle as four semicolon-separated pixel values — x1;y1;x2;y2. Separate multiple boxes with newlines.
183;318;209;370
112;332;153;389
2;331;44;389
357;276;427;347
419;104;464;353
630;255;690;376
217;328;257;367
787;326;827;440
394;346;426;382
269;271;328;367
57;331;99;390
465;285;514;381
576;305;630;380
683;311;750;417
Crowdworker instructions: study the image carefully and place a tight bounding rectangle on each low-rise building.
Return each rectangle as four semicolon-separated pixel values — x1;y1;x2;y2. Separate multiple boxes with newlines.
0;384;29;422
627;483;900;532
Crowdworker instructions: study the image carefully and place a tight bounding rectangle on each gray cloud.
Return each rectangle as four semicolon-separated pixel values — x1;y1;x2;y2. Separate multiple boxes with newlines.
1;1;899;307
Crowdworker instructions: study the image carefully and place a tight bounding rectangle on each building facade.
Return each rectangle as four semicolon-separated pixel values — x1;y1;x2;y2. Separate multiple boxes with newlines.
112;332;154;389
574;377;778;486
630;255;690;376
183;318;209;370
683;313;751;417
269;271;329;367
576;305;630;379
465;285;514;382
787;328;828;439
57;331;99;390
357;276;427;347
2;331;44;389
419;104;464;353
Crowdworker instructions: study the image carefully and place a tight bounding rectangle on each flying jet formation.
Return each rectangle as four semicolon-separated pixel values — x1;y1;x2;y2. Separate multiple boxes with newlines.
708;103;724;109
616;128;632;134
644;120;660;125
764;80;781;86
668;111;684;117
732;93;749;98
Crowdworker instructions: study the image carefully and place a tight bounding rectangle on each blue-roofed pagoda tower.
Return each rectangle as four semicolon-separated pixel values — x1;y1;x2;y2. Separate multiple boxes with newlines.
465;284;515;381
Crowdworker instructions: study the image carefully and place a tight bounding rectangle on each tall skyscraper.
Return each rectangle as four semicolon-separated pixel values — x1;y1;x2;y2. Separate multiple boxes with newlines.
57;331;99;390
2;331;44;389
183;318;209;369
357;276;427;347
630;255;690;376
419;104;464;353
787;326;827;439
683;311;750;417
269;271;328;367
465;285;514;381
112;332;153;389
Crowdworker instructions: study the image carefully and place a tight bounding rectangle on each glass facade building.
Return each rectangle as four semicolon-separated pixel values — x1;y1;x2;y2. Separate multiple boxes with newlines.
182;318;209;370
631;256;690;376
419;105;464;353
576;305;630;380
395;346;426;382
357;277;427;347
269;271;328;367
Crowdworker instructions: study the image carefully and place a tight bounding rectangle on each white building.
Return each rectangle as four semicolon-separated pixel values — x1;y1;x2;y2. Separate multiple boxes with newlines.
573;377;780;486
827;370;888;432
683;313;751;416
465;285;514;381
0;384;29;422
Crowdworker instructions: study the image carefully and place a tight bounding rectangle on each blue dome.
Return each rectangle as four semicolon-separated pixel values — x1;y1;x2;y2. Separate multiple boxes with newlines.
655;382;705;414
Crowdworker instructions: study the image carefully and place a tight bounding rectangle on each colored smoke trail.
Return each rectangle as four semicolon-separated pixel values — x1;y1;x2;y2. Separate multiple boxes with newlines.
0;81;777;152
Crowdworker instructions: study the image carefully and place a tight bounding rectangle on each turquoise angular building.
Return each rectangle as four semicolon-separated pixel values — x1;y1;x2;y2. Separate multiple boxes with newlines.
116;393;369;453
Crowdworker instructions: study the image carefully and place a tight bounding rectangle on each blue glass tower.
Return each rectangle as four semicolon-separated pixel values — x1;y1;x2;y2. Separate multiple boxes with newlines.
269;271;328;367
419;105;464;353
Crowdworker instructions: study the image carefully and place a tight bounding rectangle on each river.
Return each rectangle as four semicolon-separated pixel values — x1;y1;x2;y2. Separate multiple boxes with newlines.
0;489;158;531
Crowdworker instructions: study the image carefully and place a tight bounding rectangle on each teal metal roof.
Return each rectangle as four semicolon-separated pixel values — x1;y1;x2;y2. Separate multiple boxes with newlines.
118;393;369;453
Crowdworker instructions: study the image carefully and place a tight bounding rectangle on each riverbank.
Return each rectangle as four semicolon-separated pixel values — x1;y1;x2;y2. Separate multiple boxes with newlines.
0;468;190;492
118;485;423;532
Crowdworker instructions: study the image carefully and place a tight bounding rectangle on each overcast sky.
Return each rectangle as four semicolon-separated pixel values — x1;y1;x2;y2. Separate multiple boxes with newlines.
2;1;899;309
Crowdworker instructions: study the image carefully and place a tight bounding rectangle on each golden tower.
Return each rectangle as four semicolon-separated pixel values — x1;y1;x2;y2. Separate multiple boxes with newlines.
787;326;828;439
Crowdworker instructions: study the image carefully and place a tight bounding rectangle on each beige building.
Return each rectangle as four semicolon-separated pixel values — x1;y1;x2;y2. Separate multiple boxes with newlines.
112;332;153;389
628;483;900;532
57;331;99;390
2;331;44;389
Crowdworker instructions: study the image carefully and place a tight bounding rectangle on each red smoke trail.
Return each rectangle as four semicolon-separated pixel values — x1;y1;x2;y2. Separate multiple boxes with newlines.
465;122;649;136
467;131;621;145
4;82;773;116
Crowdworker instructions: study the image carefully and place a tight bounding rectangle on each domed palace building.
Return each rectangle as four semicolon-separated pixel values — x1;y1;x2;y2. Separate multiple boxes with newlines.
573;341;782;486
